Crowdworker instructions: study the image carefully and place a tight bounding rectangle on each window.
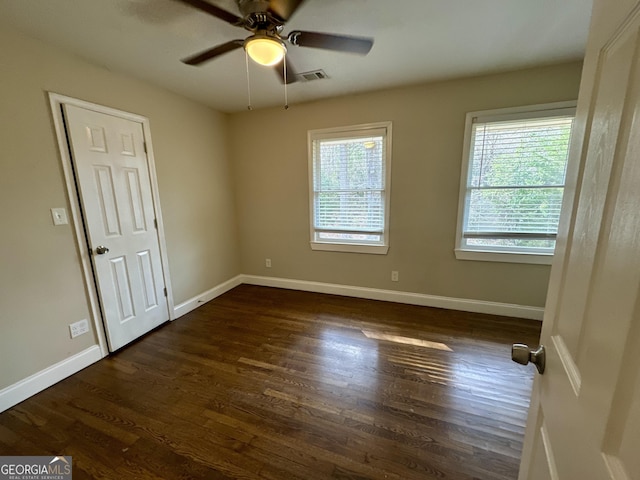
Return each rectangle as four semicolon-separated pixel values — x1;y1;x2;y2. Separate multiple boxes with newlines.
456;102;576;264
308;122;392;254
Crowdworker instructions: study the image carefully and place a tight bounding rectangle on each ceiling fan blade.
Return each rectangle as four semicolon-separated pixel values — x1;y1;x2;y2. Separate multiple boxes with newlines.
274;57;298;84
268;0;306;22
288;31;373;55
181;40;244;65
174;0;242;26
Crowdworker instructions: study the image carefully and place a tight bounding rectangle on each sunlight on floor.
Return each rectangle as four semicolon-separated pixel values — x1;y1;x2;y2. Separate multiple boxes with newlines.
360;329;453;351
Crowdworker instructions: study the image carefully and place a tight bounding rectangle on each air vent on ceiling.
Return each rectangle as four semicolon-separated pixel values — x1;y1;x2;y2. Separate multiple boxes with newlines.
298;69;329;82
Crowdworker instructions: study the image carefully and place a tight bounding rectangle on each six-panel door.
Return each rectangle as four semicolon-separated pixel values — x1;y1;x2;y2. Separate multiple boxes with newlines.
64;104;169;351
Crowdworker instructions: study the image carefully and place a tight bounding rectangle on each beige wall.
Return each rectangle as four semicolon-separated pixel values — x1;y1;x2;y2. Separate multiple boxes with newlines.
0;27;240;389
229;62;583;308
0;21;582;393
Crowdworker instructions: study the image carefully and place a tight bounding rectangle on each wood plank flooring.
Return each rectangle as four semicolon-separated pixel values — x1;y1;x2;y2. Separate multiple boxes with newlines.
0;285;541;479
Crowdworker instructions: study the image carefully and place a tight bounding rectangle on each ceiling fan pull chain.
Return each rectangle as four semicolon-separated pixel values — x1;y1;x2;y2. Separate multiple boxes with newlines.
245;49;253;111
283;54;289;110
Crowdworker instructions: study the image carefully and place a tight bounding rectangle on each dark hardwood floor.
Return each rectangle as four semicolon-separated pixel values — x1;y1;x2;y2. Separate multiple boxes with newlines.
0;285;541;479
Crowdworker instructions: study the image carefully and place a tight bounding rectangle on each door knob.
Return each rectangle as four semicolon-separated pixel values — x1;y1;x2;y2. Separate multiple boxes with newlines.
95;245;110;255
512;344;546;374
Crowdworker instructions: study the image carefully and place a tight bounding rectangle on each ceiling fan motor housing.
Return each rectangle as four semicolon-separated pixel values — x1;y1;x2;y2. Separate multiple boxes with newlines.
236;0;285;33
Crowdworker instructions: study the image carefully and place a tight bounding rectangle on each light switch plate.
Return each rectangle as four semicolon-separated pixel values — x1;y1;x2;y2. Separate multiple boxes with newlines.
51;208;68;226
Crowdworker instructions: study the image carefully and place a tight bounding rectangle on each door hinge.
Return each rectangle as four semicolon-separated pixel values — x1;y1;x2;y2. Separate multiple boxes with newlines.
154;218;158;229
164;287;167;297
143;142;148;154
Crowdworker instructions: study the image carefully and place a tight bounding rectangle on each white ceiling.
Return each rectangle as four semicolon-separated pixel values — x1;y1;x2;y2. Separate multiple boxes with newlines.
0;0;593;112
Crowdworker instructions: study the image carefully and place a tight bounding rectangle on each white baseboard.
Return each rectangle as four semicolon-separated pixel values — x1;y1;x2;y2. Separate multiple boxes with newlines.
241;275;544;320
0;274;541;413
173;275;244;319
0;274;242;414
0;345;102;413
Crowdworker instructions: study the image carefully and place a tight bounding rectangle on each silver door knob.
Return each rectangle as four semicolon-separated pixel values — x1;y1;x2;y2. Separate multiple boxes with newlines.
95;245;110;255
512;344;546;374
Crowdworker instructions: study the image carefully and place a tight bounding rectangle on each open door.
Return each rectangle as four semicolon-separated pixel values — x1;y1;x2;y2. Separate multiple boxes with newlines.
63;104;170;351
517;1;640;479
53;99;173;352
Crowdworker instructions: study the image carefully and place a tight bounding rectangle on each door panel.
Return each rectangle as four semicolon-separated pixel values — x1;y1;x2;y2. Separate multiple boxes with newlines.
95;165;122;236
526;409;558;480
553;23;635;359
602;306;640;479
64;104;169;351
125;169;147;232
519;2;640;479
137;250;159;310
110;256;135;322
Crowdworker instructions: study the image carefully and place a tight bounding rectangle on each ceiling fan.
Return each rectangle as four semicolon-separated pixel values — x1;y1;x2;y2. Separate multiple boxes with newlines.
175;0;374;84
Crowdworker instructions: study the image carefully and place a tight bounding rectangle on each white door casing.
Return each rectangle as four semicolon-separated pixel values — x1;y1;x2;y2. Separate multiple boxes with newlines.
61;102;170;352
518;1;640;479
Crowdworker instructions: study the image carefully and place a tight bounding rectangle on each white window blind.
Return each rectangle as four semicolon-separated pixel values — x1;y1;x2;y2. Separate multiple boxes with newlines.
457;103;575;261
309;123;391;254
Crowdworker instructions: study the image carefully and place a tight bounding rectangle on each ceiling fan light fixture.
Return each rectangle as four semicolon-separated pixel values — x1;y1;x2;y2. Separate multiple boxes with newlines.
245;36;286;66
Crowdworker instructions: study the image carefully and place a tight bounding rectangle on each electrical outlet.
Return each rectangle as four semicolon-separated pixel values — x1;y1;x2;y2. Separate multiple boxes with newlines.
391;271;399;282
265;258;272;268
69;319;90;338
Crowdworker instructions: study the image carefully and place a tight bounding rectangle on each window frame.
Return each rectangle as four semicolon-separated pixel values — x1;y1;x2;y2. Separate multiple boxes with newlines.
308;121;392;255
455;101;577;265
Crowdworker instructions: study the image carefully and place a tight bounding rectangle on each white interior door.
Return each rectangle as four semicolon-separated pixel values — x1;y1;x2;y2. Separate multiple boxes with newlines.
63;104;169;351
518;1;640;479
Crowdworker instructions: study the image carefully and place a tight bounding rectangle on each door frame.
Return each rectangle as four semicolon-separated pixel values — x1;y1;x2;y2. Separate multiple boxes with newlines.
48;93;175;357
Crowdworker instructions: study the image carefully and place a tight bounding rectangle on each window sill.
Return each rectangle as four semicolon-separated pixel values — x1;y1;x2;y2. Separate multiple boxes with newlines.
455;248;553;265
311;242;389;255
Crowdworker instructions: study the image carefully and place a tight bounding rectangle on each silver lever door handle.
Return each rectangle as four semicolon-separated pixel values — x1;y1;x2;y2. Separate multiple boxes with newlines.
512;344;546;374
95;245;110;255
